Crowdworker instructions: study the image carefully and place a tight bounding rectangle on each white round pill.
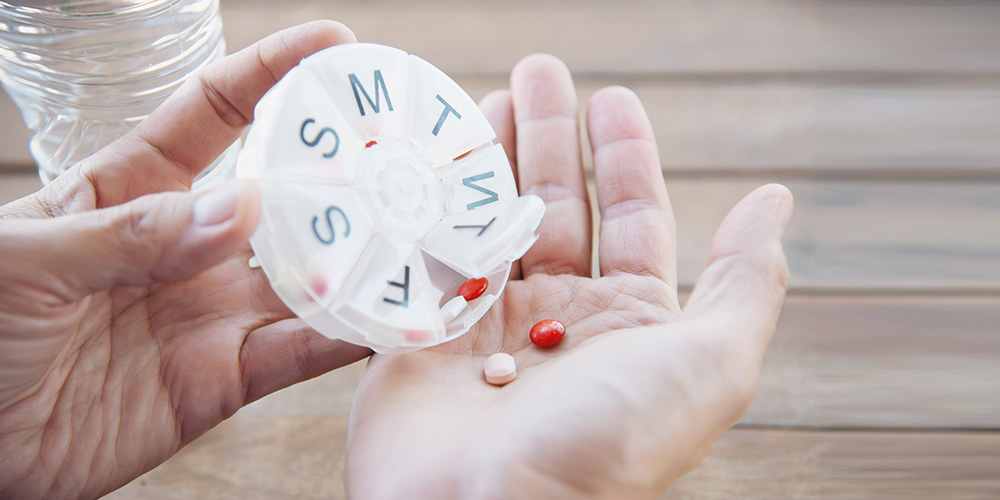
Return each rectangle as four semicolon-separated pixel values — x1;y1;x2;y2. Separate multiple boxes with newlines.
484;353;517;386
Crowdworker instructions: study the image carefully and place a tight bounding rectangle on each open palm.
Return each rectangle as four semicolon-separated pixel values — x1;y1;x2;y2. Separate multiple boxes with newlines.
345;55;793;499
0;22;370;499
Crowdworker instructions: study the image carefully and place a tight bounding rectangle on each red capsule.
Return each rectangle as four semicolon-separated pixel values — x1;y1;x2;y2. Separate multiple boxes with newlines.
457;277;488;301
365;140;377;148
529;319;565;347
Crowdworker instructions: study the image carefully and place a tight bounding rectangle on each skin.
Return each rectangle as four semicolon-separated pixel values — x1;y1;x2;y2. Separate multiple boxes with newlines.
0;21;371;499
344;56;793;499
0;21;792;500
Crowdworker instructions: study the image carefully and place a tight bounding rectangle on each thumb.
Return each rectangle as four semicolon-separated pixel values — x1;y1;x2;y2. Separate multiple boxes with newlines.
682;184;793;353
8;181;260;303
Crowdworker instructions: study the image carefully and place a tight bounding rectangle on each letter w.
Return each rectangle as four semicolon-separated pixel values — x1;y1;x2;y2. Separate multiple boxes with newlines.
462;172;498;210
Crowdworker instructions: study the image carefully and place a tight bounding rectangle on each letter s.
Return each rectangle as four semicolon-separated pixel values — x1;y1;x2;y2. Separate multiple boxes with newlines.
300;118;340;159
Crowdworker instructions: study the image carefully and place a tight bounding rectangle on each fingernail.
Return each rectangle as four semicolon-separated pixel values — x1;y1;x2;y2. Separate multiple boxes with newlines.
776;194;794;238
193;182;245;226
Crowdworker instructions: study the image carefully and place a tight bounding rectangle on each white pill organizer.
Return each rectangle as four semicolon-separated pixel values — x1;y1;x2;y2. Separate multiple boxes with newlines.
237;43;545;353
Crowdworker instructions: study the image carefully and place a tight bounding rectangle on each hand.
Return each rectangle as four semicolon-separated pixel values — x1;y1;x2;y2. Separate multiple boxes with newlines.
0;21;372;499
344;54;793;499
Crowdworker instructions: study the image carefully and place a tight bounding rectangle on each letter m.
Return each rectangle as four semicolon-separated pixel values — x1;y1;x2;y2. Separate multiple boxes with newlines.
349;70;393;116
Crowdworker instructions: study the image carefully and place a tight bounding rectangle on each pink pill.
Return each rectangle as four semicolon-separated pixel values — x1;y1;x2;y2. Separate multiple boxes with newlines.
484;353;517;386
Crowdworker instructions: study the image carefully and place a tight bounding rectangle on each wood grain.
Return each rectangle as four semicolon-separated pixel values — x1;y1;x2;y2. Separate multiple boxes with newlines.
221;1;1000;76
465;80;1000;175
0;90;33;170
1;3;994;497
5;165;994;430
4;2;999;172
4;173;998;292
105;417;351;500
614;83;1000;175
745;295;1000;429
104;415;1000;500
670;179;1000;292
665;428;1000;499
0;171;41;205
237;295;1000;430
9;82;1000;175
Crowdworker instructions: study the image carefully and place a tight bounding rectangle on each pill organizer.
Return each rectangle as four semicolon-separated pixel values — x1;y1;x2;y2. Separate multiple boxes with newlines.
237;43;544;353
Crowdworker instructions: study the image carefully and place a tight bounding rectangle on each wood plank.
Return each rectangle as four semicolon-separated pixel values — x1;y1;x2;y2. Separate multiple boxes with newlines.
0;90;34;170
6;2;1000;172
8;82;1000;175
239;295;1000;430
6;168;997;426
671;179;1000;291
637;83;1000;175
221;2;1000;76
239;359;366;418
7;174;998;291
105;417;351;500
744;295;1000;429
105;416;1000;499
7;168;998;425
666;428;1000;499
462;81;1000;175
0;171;41;205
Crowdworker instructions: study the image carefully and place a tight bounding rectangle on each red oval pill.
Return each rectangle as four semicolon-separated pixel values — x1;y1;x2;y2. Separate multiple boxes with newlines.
529;319;565;347
457;277;488;301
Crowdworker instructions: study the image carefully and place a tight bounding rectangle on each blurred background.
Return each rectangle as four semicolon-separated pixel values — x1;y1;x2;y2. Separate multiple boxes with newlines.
2;0;998;498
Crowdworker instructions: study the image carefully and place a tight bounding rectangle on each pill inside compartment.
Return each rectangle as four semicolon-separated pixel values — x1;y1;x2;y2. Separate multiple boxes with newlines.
239;43;544;353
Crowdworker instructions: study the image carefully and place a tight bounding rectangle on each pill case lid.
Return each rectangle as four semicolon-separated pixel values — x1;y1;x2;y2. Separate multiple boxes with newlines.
237;43;544;353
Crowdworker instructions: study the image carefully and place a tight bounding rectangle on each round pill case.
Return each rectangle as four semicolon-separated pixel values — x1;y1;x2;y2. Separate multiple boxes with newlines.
237;43;544;353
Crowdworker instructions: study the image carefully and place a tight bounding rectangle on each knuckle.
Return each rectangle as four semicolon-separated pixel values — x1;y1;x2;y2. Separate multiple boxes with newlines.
198;72;252;129
121;207;163;260
107;194;186;267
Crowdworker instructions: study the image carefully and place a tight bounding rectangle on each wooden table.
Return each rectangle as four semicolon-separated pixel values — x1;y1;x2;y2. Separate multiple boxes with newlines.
2;1;998;497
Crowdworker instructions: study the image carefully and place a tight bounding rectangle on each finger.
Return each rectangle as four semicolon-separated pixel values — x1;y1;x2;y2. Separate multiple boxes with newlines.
588;86;676;288
479;90;518;183
0;181;260;303
510;54;591;277
683;184;793;353
479;89;522;280
240;318;372;404
227;246;299;322
81;20;357;207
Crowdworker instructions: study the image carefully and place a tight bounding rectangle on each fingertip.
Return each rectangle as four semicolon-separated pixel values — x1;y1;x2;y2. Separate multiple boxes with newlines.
259;21;358;80
510;53;577;119
588;85;641;110
231;180;262;243
512;53;571;79
700;184;793;289
182;180;259;271
766;184;794;237
747;183;793;204
479;89;512;109
296;19;358;46
737;183;793;238
681;184;793;349
192;181;259;228
587;85;656;147
479;89;514;130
